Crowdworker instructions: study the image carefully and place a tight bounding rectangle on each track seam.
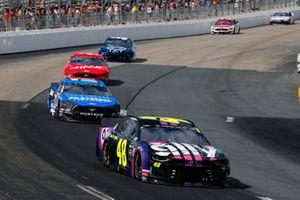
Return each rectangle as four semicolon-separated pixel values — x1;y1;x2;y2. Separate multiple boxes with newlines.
125;66;187;110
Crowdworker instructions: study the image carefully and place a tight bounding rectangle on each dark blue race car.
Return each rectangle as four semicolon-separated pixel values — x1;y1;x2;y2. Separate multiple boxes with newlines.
48;78;120;121
96;116;230;186
98;37;136;62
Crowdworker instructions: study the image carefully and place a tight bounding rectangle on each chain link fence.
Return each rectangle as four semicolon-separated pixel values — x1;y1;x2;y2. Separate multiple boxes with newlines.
0;0;299;32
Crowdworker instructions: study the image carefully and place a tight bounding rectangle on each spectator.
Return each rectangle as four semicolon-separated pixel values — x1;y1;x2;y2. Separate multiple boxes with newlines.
0;8;4;31
131;3;138;23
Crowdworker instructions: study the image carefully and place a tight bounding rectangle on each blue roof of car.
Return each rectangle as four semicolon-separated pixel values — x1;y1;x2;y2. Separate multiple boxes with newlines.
62;78;105;87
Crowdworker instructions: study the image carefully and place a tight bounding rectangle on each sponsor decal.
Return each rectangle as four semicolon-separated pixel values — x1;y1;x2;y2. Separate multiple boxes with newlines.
107;46;126;53
101;127;113;141
150;142;217;161
68;96;112;103
70;65;103;70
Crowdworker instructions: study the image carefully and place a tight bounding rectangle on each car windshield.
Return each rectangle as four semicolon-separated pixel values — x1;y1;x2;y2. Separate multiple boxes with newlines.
70;57;106;66
215;20;234;25
105;38;132;48
63;84;110;96
140;127;209;146
273;12;290;16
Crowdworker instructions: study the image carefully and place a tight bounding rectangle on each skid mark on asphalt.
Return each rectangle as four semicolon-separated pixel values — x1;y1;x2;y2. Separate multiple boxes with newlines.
125;66;186;110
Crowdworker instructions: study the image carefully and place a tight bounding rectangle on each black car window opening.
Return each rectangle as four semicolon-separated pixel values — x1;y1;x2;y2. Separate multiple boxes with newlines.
122;119;137;137
274;12;289;16
105;39;132;48
63;84;109;96
140;127;209;145
70;57;106;66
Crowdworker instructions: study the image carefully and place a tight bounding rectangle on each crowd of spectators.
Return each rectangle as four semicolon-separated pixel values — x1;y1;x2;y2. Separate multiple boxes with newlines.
0;0;292;31
0;0;218;31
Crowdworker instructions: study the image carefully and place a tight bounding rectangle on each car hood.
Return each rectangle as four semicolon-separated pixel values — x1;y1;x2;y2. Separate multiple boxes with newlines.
60;93;118;107
271;16;290;20
147;141;226;161
102;45;131;52
64;63;108;74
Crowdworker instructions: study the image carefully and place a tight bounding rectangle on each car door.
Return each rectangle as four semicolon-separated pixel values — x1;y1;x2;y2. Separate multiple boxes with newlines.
111;118;138;170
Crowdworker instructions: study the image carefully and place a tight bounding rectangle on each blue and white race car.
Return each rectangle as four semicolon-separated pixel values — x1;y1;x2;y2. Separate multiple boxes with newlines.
98;37;136;62
48;78;120;121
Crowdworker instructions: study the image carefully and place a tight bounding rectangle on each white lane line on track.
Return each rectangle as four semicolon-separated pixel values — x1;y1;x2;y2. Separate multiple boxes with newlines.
22;103;30;109
257;196;273;200
77;185;114;200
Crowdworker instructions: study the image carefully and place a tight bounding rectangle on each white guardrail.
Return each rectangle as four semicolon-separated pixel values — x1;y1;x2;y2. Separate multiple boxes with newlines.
1;8;300;55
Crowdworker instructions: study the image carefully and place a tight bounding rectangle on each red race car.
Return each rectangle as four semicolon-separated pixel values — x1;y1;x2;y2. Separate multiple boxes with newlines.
64;53;109;83
210;18;240;35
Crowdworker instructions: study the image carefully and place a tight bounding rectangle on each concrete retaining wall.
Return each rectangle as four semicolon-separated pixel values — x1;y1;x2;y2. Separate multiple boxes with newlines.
1;8;300;54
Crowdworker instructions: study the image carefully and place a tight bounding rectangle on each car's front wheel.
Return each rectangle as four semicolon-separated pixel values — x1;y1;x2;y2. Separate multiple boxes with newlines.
102;143;110;168
134;153;142;180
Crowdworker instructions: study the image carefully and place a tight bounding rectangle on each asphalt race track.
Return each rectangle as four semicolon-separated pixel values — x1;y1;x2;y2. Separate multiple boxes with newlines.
1;23;300;200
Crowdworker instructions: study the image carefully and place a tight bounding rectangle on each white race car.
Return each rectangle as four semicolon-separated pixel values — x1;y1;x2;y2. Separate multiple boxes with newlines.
297;53;300;73
270;12;295;25
211;18;240;35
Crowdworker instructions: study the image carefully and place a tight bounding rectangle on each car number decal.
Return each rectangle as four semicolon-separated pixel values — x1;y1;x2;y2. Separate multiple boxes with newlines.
116;139;127;167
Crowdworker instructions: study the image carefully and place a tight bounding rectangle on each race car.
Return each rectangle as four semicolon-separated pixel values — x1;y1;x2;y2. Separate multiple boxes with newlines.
297;53;300;73
270;11;295;25
48;78;120;121
98;37;136;62
211;18;240;34
96;116;230;186
64;53;109;83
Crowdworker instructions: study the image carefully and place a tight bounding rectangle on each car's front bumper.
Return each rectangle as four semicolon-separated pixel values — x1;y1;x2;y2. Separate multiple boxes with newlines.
59;104;120;121
140;160;230;186
211;28;234;34
270;18;291;23
101;51;134;60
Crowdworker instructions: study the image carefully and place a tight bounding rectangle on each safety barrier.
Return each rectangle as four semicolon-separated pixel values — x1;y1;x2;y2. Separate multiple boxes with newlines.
1;8;300;54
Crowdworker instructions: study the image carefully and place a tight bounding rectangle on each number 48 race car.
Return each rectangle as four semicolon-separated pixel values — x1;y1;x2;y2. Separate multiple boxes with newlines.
96;116;230;186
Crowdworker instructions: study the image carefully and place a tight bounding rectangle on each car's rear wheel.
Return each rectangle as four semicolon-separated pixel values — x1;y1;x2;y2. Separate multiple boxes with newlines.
102;143;110;168
134;153;142;180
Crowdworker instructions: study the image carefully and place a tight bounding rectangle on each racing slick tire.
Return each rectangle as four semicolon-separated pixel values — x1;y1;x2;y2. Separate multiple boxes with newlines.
134;153;142;180
102;143;110;168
